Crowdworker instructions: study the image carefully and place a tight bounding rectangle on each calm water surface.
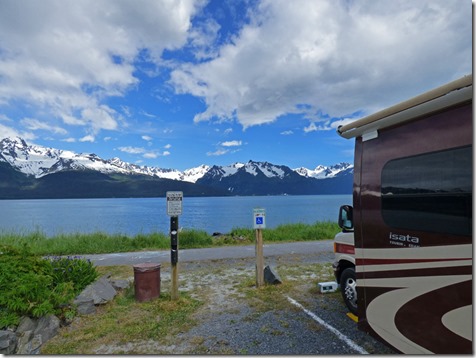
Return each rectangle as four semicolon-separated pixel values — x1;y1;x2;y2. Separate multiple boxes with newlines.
0;195;352;237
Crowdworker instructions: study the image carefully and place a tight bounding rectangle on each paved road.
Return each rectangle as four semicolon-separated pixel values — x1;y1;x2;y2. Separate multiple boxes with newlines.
81;240;335;266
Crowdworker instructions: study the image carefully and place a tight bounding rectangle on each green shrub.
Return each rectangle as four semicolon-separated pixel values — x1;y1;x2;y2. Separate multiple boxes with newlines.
0;245;99;329
49;256;99;295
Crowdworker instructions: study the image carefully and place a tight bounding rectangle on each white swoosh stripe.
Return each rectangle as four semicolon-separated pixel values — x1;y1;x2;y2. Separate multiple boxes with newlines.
442;305;472;340
363;275;471;354
358;259;472;273
356;244;472;260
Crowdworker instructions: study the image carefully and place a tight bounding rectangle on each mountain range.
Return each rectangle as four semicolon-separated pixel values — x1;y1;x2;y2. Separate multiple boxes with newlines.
0;137;353;199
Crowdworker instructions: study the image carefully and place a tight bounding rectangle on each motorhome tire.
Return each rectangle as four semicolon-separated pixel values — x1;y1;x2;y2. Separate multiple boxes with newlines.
340;267;358;315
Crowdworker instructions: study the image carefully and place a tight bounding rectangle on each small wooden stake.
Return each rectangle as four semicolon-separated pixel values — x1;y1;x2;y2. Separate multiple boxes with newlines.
255;228;264;287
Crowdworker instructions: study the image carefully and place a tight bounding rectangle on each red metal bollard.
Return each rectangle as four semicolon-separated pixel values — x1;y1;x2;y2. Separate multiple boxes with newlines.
133;263;161;302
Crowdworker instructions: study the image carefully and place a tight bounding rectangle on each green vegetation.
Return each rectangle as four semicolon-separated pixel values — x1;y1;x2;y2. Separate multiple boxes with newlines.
42;289;202;354
42;261;334;354
0;222;342;354
0;245;98;329
230;221;340;242
0;221;339;256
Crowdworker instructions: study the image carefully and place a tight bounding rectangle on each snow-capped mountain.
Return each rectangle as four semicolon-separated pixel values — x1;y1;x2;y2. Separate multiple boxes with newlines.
0;136;352;182
0;137;193;181
0;137;353;198
0;137;130;178
200;161;292;181
294;162;353;179
183;164;211;183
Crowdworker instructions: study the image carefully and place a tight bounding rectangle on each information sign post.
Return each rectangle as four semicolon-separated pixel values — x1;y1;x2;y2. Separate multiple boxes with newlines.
253;208;266;287
167;191;183;300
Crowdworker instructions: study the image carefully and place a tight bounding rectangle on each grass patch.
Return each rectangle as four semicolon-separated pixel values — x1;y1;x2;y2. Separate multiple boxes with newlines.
0;231;170;255
42;282;202;354
0;221;339;256
223;221;339;245
0;229;214;256
40;263;207;354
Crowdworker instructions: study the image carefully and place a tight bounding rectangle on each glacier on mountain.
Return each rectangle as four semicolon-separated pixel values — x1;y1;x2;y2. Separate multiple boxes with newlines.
294;162;353;179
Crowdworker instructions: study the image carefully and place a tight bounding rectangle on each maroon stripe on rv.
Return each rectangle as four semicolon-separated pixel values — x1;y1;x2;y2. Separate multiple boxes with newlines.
395;280;472;354
356;265;471;280
356;257;469;266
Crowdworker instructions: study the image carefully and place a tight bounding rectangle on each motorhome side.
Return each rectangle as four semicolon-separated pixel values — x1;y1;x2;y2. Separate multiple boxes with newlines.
334;74;472;354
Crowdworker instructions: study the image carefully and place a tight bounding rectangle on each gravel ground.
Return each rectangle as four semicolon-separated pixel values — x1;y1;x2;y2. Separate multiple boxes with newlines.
93;251;397;355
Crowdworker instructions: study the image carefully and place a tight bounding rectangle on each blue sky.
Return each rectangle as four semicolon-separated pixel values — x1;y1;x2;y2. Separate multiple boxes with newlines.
0;0;472;171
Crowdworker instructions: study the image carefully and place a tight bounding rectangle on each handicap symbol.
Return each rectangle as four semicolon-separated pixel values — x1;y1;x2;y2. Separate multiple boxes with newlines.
256;217;264;225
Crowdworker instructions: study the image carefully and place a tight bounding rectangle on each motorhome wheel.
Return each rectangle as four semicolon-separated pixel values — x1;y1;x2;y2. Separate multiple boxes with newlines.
340;267;357;315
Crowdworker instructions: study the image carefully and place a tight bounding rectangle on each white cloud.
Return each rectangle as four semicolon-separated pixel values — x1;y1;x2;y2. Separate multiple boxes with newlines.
170;0;471;128
304;117;356;132
221;140;242;147
139;110;156;118
143;152;158;159
20;118;68;135
304;122;327;133
207;148;228;156
0;0;471;164
79;135;95;142
281;130;293;135
142;135;153;141
0;0;204;136
118;146;145;154
81;106;118;132
0;123;35;140
118;145;169;159
207;138;243;156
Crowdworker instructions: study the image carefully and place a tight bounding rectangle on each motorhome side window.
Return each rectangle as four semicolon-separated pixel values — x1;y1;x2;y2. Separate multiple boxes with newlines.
381;146;472;236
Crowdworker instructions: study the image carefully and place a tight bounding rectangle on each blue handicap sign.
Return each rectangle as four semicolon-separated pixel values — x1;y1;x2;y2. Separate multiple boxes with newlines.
253;208;266;228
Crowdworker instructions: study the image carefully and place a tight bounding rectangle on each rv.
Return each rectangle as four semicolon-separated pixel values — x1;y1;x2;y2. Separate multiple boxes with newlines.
333;74;472;354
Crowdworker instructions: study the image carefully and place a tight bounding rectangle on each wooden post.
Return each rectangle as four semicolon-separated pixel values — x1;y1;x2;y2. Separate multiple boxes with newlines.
255;228;264;287
170;216;179;300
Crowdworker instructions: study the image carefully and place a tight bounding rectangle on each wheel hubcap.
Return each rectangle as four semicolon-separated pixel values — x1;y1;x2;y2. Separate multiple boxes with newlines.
344;278;357;308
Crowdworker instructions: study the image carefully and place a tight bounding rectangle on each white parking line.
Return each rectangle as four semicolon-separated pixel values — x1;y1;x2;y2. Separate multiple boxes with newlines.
286;296;369;354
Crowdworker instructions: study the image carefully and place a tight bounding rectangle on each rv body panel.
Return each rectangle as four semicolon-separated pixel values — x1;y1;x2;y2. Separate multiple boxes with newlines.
339;76;472;354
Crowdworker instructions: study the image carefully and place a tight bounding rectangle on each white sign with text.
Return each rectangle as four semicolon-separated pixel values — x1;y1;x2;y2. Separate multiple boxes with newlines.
166;191;183;216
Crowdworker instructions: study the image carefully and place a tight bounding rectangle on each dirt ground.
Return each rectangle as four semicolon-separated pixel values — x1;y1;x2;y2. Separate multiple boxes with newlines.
89;253;396;355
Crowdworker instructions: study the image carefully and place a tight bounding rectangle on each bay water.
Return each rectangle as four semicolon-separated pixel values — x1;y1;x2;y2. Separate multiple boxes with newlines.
0;195;352;237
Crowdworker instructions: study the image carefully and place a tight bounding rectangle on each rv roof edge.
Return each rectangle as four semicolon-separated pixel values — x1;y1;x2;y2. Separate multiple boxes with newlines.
337;74;473;139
